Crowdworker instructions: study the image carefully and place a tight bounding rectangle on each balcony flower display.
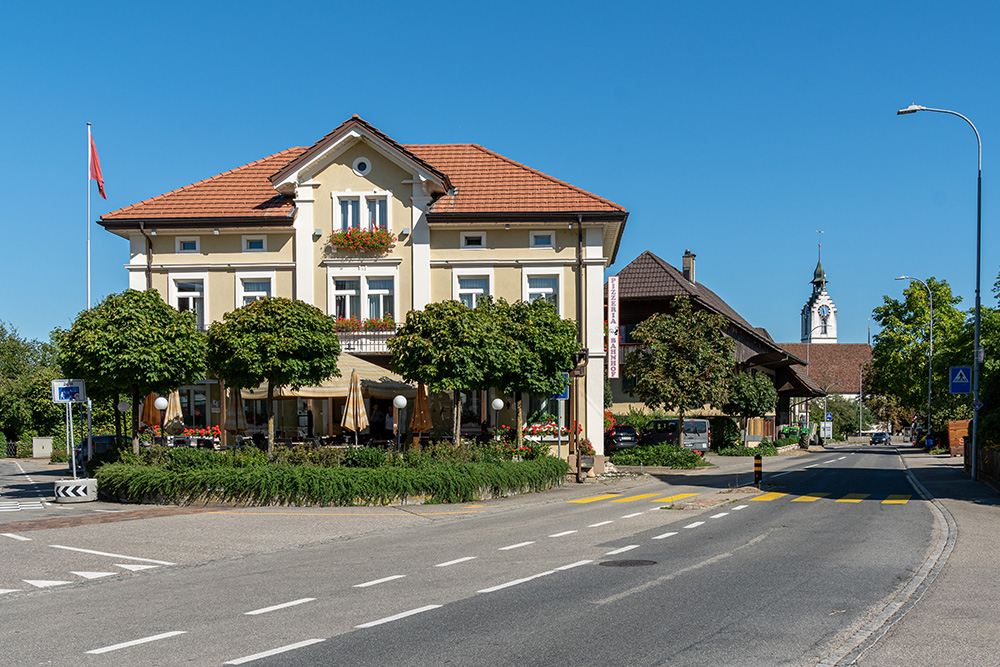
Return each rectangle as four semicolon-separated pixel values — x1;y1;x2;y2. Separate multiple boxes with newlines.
328;228;395;254
334;316;396;332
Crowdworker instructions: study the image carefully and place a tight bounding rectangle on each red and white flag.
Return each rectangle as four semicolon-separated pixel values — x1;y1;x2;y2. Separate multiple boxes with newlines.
89;128;106;199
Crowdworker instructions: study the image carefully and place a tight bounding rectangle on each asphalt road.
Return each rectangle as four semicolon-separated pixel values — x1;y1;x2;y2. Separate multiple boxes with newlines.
0;447;935;666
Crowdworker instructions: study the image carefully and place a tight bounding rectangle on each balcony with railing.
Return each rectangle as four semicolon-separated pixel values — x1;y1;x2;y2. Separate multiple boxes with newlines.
334;318;397;355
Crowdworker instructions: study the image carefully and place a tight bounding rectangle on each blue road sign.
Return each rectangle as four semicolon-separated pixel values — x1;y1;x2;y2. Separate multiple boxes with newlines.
950;366;972;394
552;372;570;401
825;412;833;422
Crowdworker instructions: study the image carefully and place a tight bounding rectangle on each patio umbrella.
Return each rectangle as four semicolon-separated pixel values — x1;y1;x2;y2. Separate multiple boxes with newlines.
140;392;159;428
164;390;185;435
341;369;369;446
409;382;432;449
224;387;248;433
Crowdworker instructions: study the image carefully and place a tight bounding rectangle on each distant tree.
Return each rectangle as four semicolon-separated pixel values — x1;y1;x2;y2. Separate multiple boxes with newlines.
623;297;734;447
722;371;776;446
0;323;62;443
207;298;341;457
809;393;875;441
58;290;206;454
871;278;969;434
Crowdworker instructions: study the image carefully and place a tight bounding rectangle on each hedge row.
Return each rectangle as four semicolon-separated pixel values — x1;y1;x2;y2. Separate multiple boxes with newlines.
608;444;708;469
95;456;569;506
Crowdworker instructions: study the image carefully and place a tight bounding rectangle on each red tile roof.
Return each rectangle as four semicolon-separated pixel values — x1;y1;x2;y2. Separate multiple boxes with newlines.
405;144;626;214
102;148;308;223
100;119;626;226
779;343;872;394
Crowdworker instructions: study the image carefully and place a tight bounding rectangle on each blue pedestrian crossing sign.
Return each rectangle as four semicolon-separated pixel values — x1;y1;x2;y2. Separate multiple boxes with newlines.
950;366;972;394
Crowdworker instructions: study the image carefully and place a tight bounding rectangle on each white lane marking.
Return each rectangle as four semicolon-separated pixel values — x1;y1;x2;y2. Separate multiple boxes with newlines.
0;589;19;594
653;531;678;540
606;545;640;555
86;631;187;654
50;545;175;565
621;512;644;519
498;541;535;551
224;639;326;665
549;530;578;538
24;579;72;588
245;598;316;615
435;557;477;567
355;605;442;629
732;505;748;510
354;575;406;588
1;533;30;541
837;456;846;460
72;571;116;580
556;560;592;570
683;521;705;529
710;512;729;519
771;471;791;477
805;464;818;468
477;570;556;594
116;564;159;572
588;521;614;528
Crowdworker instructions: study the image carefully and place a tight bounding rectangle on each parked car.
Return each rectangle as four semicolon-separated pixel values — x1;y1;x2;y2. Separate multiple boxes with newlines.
74;434;130;469
641;418;712;454
604;425;641;453
869;432;891;445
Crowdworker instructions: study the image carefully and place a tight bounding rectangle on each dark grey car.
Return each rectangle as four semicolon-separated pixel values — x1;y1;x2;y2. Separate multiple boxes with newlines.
641;419;711;454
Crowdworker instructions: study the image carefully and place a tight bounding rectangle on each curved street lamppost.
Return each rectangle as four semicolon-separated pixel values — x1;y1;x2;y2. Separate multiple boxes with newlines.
897;104;982;479
896;276;934;445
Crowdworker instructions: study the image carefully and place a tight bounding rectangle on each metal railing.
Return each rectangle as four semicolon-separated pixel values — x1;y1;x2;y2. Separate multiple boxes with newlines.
336;328;396;355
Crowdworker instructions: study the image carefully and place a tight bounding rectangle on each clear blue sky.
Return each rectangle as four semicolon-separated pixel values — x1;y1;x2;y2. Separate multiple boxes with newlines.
3;1;998;345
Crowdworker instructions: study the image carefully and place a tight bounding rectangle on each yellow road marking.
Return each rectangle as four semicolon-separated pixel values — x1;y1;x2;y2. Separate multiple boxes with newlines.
882;495;911;504
568;494;621;504
651;493;699;503
611;493;661;503
749;492;787;502
792;493;831;502
836;494;869;503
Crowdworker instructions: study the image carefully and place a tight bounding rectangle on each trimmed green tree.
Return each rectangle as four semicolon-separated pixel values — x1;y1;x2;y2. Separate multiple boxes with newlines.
722;371;777;446
622;297;734;448
57;290;206;454
206;298;341;457
488;298;578;448
388;300;501;446
0;323;62;443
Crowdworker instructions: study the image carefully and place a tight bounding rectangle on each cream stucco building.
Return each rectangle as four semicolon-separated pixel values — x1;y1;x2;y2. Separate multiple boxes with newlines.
99;116;628;456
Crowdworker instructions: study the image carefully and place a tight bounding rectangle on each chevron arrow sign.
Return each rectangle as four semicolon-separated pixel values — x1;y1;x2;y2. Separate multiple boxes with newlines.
54;485;90;498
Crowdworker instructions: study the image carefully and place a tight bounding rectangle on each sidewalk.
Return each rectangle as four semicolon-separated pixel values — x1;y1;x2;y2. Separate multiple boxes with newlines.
852;448;1000;666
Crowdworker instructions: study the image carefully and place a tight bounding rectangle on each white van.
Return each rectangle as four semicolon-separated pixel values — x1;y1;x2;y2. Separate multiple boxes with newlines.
640;419;711;454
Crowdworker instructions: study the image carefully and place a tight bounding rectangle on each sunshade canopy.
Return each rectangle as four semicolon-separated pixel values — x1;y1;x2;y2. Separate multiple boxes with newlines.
241;354;415;401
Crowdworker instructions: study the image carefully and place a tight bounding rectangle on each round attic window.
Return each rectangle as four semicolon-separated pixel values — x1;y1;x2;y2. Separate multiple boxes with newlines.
353;157;372;176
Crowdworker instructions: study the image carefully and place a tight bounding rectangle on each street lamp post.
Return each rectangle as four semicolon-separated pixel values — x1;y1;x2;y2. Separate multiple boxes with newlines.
897;104;982;479
896;276;934;444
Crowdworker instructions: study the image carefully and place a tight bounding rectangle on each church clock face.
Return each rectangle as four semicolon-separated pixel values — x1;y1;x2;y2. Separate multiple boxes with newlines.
818;305;830;318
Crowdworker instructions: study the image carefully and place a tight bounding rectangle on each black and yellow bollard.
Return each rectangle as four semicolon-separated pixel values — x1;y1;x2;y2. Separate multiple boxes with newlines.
754;455;762;487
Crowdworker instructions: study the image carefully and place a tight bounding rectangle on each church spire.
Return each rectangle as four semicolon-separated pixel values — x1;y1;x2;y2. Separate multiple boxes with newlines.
811;243;827;291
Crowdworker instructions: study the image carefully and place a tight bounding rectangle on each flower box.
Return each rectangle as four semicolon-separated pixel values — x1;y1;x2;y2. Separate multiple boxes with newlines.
328;229;395;254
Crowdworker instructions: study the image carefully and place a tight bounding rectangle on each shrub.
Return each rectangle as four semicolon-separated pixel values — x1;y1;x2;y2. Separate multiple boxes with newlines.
608;444;707;468
16;441;32;458
710;417;740;447
717;440;778;456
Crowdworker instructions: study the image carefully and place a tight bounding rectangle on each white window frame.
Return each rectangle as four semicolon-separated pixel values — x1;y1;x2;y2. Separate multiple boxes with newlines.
461;232;486;250
176;236;200;254
332;190;393;233
168;271;209;329
530;230;555;249
241;235;267;253
453;267;493;308
365;276;395;319
522;267;563;315
235;270;276;308
325;265;400;322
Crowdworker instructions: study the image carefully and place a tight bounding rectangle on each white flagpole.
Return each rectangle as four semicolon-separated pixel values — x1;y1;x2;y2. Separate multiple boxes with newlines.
87;122;92;310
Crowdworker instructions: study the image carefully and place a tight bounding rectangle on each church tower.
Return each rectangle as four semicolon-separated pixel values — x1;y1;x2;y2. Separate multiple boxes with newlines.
800;245;837;343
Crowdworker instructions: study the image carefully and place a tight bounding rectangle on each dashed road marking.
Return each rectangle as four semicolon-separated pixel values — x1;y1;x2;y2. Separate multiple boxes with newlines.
354;575;406;588
588;521;614;528
792;493;831;502
653;531;678;540
710;512;729;519
245;598;316;616
549;530;577;538
224;639;326;665
71;571;116;580
1;533;30;541
50;545;174;565
498;541;534;551
652;493;699;503
86;631;187;655
24;579;72;588
750;492;788;502
569;494;620;504
621;512;644;519
611;493;660;503
683;521;705;529
435;557;477;567
882;495;911;504
606;545;640;555
836;494;869;503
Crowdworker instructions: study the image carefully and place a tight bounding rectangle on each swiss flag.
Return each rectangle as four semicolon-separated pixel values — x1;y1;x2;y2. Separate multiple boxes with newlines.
89;131;106;199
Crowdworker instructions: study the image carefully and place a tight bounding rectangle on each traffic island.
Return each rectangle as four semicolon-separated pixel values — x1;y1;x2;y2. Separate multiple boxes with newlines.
54;478;97;503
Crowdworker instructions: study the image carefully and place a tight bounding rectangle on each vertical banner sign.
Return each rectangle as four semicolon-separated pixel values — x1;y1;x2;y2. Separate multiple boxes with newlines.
607;276;620;379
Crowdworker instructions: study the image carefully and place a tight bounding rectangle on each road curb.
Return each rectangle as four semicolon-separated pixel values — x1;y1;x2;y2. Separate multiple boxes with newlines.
816;448;957;666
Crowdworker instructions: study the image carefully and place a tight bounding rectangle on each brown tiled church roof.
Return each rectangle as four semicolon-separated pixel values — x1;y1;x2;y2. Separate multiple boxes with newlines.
779;343;872;394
